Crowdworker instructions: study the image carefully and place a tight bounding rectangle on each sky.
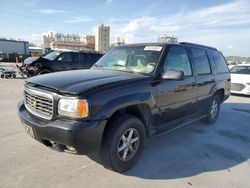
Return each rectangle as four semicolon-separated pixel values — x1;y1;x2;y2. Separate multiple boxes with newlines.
0;0;250;56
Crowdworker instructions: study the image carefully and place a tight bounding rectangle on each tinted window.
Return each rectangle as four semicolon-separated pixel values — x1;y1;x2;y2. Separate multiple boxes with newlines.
191;48;211;75
72;53;79;62
58;53;73;62
211;51;228;73
230;66;250;74
164;46;192;76
80;53;96;67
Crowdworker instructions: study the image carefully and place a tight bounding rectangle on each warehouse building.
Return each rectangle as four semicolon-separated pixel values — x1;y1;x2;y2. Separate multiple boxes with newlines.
0;39;29;55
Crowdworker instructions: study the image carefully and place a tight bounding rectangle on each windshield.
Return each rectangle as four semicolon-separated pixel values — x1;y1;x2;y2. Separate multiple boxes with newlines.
44;51;61;61
230;65;250;74
92;46;163;75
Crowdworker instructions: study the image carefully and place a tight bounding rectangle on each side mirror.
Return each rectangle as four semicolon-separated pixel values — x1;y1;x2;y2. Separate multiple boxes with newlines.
162;70;184;80
58;57;63;61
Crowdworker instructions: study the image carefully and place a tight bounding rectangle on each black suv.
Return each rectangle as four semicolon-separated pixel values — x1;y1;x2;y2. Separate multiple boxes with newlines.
18;42;230;172
23;51;103;76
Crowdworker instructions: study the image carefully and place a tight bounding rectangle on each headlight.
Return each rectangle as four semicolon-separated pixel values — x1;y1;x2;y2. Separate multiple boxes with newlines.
58;98;89;118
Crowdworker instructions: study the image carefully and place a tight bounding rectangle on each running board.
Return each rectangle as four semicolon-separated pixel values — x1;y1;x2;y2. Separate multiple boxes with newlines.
151;112;207;137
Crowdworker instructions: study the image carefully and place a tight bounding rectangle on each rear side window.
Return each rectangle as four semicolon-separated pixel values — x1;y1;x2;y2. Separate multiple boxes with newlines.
210;51;228;73
191;48;211;75
80;53;95;67
164;46;192;76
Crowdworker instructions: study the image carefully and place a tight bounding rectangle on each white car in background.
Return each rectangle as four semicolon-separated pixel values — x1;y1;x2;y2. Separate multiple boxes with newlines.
230;64;250;95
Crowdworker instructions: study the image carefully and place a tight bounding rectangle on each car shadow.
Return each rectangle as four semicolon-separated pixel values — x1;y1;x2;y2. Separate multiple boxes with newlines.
90;102;250;179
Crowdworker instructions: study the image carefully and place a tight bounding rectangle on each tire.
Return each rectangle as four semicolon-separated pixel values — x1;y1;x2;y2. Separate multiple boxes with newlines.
38;69;51;75
202;94;221;124
0;74;4;79
13;74;16;78
99;114;146;173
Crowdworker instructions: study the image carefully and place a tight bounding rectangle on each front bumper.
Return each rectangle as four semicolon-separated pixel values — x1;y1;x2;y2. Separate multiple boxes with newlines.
18;101;107;154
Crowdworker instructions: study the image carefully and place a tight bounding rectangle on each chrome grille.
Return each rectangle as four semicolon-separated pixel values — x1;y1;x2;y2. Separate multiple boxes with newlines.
231;83;245;91
24;87;53;120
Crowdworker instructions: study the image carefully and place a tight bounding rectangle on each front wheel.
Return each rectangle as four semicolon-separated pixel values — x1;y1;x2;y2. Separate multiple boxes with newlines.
202;94;221;124
99;114;146;172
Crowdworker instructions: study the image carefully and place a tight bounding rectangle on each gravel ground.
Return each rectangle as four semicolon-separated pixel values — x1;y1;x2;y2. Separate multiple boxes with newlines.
0;77;250;188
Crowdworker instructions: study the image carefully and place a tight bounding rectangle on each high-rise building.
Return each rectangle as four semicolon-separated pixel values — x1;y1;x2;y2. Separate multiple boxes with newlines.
95;24;110;53
111;37;125;47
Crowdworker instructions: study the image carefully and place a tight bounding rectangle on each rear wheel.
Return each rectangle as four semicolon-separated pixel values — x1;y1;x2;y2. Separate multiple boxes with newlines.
0;74;4;78
202;94;221;124
99;114;145;172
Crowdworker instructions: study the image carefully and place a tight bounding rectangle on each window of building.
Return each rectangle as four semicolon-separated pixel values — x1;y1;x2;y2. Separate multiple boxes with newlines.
163;46;192;76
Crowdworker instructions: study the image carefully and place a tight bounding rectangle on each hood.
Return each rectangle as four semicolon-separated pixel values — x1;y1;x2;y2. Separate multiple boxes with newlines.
26;69;148;95
24;56;45;65
231;73;250;84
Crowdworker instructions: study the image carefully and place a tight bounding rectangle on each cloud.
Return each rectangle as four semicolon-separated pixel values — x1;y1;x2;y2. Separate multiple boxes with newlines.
38;9;64;14
29;33;42;45
110;0;250;56
64;16;93;23
105;0;112;4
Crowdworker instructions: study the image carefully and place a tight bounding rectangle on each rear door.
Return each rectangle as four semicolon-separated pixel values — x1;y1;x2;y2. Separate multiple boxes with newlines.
80;53;99;69
71;52;81;70
189;47;215;108
56;52;74;71
156;46;197;123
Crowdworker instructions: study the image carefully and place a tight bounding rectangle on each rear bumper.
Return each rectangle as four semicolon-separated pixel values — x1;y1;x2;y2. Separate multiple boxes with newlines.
18;101;107;154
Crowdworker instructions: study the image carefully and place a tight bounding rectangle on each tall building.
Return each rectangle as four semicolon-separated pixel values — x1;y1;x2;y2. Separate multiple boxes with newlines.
111;37;125;47
95;24;110;53
158;35;178;43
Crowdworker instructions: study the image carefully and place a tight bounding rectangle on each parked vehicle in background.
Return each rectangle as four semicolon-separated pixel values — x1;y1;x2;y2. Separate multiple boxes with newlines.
18;42;230;172
230;64;250;95
22;50;103;77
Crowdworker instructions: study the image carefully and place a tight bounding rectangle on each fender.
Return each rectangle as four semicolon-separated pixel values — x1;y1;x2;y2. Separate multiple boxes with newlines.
210;80;225;96
93;92;157;120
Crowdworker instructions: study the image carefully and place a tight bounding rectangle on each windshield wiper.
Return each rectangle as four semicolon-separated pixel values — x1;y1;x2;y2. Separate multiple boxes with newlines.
93;64;104;70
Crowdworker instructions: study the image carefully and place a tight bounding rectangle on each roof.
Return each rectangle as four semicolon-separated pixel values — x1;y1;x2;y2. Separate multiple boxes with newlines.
116;42;218;51
0;38;28;43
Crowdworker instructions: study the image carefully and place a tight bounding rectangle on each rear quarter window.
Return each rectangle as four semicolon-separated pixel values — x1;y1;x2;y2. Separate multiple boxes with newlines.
210;51;228;73
191;48;211;75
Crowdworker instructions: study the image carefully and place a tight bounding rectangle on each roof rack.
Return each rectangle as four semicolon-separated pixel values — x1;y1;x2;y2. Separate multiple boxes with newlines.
180;42;217;50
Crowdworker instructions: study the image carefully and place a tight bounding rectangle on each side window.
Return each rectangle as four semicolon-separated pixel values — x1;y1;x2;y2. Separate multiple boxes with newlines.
80;53;94;67
72;53;79;62
191;48;211;75
211;51;228;73
164;46;192;76
58;53;73;62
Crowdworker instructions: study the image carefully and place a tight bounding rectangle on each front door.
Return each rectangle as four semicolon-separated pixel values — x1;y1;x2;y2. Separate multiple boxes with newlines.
156;46;197;124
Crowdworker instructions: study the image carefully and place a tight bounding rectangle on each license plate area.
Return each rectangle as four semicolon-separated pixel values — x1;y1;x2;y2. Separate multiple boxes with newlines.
22;122;34;138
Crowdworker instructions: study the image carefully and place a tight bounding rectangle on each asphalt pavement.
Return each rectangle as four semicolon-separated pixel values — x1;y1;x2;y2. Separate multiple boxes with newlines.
0;77;250;188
